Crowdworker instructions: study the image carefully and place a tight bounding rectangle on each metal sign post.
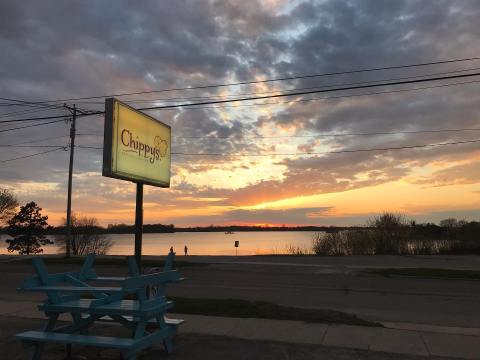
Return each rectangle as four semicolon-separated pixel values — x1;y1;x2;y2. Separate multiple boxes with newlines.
134;182;143;268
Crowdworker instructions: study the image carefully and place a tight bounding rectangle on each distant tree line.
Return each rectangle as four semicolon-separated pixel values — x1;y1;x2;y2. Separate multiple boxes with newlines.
174;225;350;233
6;223;349;234
312;212;480;255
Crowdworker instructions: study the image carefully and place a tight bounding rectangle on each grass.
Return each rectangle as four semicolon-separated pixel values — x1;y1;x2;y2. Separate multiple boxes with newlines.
14;256;208;268
367;267;480;280
169;297;380;327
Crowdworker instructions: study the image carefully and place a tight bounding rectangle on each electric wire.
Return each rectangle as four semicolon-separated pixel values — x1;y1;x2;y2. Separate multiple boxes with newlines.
139;79;480;111
0;119;67;133
2;72;480;123
9;56;480;104
137;72;480;111
68;126;480;141
0;144;67;148
9;135;69;146
178;127;480;139
75;139;480;157
0;147;66;164
72;65;480;105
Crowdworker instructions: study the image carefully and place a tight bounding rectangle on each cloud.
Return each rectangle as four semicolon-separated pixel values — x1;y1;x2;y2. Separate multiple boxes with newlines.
166;206;335;226
411;160;480;187
1;0;480;225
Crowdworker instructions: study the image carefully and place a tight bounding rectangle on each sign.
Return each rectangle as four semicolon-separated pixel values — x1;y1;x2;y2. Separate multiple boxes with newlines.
234;241;239;247
103;98;171;187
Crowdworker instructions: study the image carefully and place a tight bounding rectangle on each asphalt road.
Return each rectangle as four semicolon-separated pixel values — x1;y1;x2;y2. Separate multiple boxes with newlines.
1;255;479;328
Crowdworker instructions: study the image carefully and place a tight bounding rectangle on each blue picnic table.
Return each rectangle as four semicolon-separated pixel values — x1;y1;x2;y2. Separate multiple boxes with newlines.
15;252;184;360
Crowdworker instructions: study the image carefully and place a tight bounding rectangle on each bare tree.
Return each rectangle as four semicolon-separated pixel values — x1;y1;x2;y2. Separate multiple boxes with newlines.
0;188;18;224
57;213;113;255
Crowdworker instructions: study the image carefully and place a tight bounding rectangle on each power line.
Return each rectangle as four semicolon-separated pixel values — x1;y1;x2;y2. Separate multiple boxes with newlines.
178;127;480;140
0;145;66;148
0;98;63;110
73;65;480;105
0;78;475;133
171;139;480;157
7;135;69;146
122;125;479;142
0;106;62;119
9;56;480;104
0;119;67;133
76;139;480;157
3;72;480;124
0;147;66;164
129;79;480;111
0;113;71;124
76;145;103;150
71;126;480;141
138;72;480;111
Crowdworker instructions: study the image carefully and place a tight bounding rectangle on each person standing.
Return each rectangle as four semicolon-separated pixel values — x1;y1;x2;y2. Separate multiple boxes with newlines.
184;245;188;256
169;246;174;254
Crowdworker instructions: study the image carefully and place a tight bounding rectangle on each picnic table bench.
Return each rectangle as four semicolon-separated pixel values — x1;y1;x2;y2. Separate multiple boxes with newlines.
15;252;184;360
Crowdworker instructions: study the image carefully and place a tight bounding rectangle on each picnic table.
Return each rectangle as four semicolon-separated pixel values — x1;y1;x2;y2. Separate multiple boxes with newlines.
15;252;184;360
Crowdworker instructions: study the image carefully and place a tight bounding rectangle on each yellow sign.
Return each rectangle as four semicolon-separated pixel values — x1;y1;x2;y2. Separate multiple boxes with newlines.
103;98;171;187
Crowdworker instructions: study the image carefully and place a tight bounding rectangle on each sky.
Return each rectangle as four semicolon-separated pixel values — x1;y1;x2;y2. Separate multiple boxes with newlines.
0;0;480;227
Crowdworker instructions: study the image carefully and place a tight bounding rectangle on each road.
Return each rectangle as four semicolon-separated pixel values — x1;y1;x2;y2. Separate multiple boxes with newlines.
1;255;479;328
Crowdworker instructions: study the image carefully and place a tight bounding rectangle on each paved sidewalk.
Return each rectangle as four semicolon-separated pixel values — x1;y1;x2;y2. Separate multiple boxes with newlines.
2;299;479;359
176;314;480;359
0;316;454;360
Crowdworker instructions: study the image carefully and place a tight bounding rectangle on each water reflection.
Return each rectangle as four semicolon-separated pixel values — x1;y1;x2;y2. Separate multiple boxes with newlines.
0;231;319;256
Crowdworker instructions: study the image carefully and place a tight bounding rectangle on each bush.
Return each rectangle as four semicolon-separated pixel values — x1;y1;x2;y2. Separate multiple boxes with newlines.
367;213;410;254
311;212;480;256
285;244;311;255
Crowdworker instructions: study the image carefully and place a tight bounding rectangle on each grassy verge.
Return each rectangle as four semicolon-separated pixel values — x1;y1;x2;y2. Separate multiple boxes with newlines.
170;297;380;327
367;268;480;280
14;256;207;268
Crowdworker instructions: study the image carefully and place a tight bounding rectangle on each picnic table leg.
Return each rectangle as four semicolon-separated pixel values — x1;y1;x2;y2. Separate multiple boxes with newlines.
121;353;137;360
156;315;174;354
66;344;72;359
123;319;147;360
25;343;42;360
71;312;90;334
25;312;59;360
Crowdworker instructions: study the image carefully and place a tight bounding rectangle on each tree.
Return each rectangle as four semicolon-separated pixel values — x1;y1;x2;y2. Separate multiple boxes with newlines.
6;202;51;255
440;218;459;228
0;188;18;224
367;212;410;254
57;213;113;255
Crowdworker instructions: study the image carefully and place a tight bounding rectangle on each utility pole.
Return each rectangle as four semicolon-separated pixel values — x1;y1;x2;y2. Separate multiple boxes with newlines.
65;104;76;258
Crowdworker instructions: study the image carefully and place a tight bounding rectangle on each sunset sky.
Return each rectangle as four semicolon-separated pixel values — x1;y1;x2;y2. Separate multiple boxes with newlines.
1;0;479;227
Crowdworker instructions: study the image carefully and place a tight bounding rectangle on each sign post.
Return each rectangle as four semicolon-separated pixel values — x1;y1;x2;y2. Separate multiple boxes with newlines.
103;98;171;268
235;240;239;257
134;182;143;267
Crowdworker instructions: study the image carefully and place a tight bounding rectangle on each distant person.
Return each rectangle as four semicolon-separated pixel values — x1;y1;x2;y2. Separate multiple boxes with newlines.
184;245;188;256
169;246;174;254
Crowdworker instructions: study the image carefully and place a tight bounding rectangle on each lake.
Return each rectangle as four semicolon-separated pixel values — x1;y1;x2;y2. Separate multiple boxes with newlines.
0;231;321;256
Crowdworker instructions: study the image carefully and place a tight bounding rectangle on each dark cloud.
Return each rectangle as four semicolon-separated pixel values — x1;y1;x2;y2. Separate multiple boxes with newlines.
1;0;480;224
